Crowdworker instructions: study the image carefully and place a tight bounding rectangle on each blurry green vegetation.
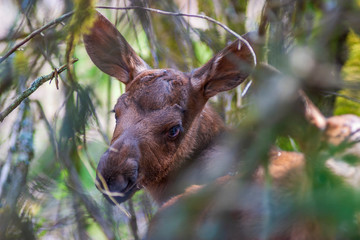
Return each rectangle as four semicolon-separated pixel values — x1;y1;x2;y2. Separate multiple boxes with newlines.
193;40;213;65
0;0;360;239
335;31;360;116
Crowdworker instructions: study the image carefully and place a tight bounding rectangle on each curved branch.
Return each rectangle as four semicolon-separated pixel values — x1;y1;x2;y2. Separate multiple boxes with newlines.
0;11;73;64
96;5;257;66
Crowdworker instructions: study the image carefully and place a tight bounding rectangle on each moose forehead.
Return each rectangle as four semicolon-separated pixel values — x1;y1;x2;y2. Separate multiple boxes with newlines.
118;69;190;112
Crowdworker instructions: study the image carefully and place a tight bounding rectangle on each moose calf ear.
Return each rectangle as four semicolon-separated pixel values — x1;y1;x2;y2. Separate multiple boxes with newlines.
83;11;150;85
192;32;256;99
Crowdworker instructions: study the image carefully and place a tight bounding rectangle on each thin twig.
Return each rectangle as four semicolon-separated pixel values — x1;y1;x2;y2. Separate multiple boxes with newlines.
96;5;257;65
323;90;360;104
0;59;78;122
127;199;140;240
0;32;29;42
23;15;67;89
0;11;73;64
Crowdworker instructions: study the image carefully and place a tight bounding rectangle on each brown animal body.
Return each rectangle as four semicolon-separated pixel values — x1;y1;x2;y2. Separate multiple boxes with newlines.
84;11;254;206
84;12;360;240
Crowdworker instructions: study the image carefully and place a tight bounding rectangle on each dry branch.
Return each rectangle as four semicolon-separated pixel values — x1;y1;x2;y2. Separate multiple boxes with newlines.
0;11;73;64
0;7;256;66
0;59;78;122
96;5;257;65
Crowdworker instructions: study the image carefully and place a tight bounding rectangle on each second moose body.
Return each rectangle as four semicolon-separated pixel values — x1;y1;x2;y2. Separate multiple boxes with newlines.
84;11;359;240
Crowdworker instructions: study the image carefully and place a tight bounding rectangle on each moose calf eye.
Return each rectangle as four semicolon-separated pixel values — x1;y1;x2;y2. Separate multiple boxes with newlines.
167;125;182;140
110;109;119;120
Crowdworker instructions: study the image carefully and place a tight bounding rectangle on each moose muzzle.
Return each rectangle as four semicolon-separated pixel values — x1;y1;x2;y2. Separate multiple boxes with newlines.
96;136;141;204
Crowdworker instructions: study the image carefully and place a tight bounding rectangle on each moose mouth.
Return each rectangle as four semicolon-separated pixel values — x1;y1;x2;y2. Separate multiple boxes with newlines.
105;183;140;205
95;173;141;205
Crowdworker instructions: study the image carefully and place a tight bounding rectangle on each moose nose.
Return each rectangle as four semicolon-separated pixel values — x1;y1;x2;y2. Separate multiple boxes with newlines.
95;134;142;204
96;157;140;205
95;142;140;204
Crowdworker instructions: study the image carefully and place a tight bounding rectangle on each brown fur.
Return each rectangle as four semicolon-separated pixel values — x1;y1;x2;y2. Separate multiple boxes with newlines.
84;11;254;205
84;11;360;240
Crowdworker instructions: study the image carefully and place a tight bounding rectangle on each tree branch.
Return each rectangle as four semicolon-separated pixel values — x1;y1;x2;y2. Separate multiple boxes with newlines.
323;90;360;104
0;101;26;199
96;5;257;65
0;59;78;122
0;11;73;64
127;199;140;240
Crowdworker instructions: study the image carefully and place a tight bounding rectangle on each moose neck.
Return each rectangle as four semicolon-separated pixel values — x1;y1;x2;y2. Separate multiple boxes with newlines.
145;103;225;205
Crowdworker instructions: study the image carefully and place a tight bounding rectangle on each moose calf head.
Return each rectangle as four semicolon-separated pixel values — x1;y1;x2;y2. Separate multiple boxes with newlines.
84;12;254;205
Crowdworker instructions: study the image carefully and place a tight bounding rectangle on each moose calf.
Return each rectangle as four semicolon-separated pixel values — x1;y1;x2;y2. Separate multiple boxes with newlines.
84;11;360;240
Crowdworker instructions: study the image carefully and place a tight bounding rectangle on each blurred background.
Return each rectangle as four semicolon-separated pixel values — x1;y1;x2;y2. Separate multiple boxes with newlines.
0;0;360;239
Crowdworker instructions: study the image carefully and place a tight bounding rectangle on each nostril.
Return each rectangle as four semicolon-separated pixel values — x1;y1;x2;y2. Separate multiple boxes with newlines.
109;175;127;193
95;155;140;204
96;173;132;194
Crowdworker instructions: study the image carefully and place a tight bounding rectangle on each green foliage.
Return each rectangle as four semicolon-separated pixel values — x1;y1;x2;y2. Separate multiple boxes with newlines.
13;51;29;77
193;40;213;65
335;31;360;116
1;0;360;239
131;30;152;62
198;0;216;19
66;0;96;81
276;136;300;152
52;170;70;200
67;0;96;41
